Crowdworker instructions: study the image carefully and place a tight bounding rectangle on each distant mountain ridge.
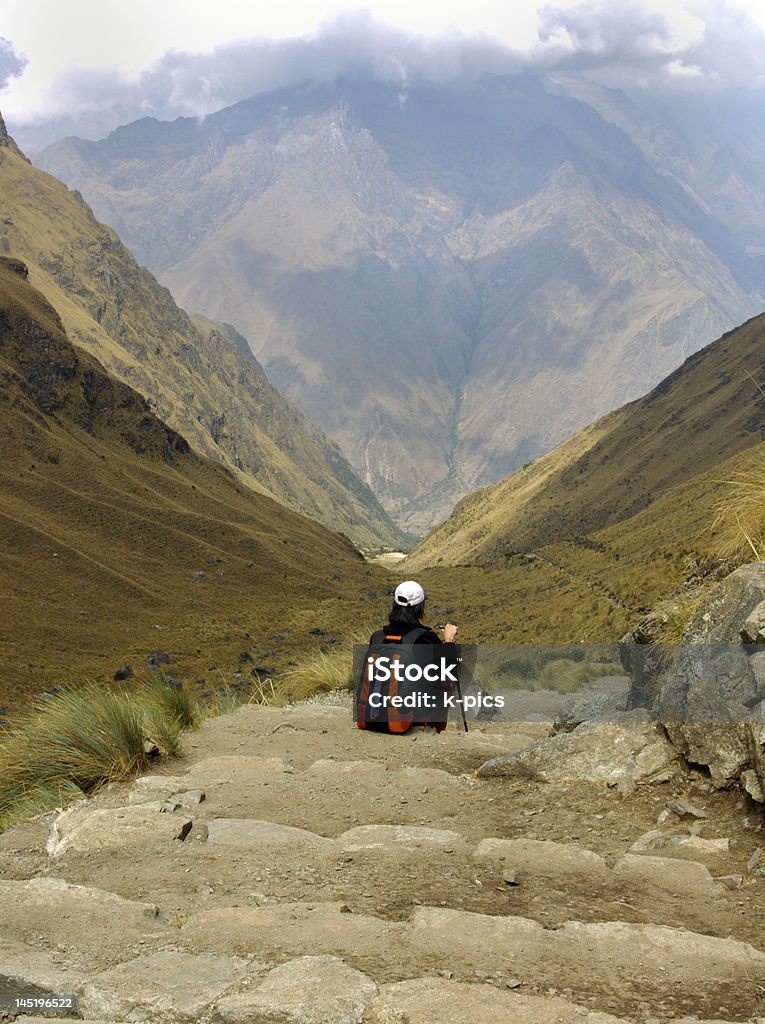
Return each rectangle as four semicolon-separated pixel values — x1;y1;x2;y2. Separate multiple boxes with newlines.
0;113;404;551
37;74;765;531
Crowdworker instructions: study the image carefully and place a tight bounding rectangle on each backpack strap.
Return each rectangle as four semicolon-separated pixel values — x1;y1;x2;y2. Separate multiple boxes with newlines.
384;626;431;644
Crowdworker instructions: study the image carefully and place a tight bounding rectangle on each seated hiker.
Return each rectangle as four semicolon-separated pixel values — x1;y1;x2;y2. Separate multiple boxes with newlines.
355;580;460;733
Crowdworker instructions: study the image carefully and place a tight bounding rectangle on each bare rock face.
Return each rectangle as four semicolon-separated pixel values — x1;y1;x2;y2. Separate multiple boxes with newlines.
476;723;677;785
654;562;765;797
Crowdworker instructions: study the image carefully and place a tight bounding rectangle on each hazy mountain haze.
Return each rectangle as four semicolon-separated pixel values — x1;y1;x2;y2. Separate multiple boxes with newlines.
38;71;765;530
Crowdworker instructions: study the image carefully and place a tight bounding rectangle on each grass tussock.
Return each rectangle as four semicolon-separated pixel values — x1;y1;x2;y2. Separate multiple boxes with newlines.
651;591;706;646
712;445;765;562
0;678;203;832
266;631;373;705
486;646;626;693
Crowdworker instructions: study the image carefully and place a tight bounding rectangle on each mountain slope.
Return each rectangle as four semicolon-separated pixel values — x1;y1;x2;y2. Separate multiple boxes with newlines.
37;76;763;530
0;114;403;551
406;312;765;570
0;256;390;708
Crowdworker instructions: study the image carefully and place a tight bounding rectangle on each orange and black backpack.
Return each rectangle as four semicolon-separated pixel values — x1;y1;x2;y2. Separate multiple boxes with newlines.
355;626;436;733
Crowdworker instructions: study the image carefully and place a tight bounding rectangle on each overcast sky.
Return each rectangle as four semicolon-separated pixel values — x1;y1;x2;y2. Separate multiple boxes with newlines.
2;1;765;149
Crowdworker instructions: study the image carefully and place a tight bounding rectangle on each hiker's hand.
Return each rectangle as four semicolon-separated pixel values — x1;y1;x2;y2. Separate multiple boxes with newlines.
443;622;458;643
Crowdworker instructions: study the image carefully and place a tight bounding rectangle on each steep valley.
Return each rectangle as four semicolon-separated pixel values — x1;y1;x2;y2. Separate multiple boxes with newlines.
0;115;403;552
37;75;765;530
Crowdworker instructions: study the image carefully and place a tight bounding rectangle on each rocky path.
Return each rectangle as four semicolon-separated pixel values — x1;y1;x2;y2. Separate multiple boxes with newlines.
0;703;764;1023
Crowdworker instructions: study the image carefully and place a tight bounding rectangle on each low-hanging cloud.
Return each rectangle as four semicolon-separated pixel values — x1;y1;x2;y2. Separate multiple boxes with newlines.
8;3;765;149
537;1;765;84
0;37;26;92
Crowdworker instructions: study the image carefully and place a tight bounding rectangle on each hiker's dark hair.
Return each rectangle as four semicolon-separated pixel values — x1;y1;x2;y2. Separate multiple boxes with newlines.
389;601;425;626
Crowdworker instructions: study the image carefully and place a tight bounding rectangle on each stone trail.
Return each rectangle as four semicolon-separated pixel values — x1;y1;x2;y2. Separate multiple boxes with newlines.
0;702;763;1023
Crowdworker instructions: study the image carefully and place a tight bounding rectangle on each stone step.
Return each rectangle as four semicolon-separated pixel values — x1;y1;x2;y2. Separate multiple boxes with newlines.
365;977;628;1024
79;950;255;1023
211;955;377;1024
338;824;467;853
474;837;608;877
180;902;397;969
47;804;192;860
205;818;337;855
0;878;172;971
0;938;82;1020
179;901;765;1019
147;757;479;834
183;703;544;775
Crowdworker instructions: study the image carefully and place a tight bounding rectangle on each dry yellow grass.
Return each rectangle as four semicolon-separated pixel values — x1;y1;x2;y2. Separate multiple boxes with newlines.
712;443;765;561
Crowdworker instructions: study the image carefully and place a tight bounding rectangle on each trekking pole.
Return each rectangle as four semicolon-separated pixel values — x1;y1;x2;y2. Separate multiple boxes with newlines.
454;673;468;732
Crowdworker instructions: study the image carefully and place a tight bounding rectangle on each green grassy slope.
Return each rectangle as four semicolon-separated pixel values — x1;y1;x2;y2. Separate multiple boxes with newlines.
408;313;765;571
0;258;389;709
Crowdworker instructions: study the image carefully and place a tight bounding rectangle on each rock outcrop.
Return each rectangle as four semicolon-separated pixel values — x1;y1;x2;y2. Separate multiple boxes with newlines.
654;563;765;800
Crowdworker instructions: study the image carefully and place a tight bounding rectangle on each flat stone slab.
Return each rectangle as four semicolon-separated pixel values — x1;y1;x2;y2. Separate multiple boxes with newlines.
14;1020;116;1024
473;837;608;877
79;950;251;1023
0;938;80;1000
338;825;465;852
14;1019;118;1024
365;977;626;1024
0;878;169;966
181;903;397;963
629;830;730;864
613;854;725;897
212;955;377;1024
183;756;291;786
205;819;336;854
477;723;677;784
47;804;192;859
128;775;204;807
404;907;765;1004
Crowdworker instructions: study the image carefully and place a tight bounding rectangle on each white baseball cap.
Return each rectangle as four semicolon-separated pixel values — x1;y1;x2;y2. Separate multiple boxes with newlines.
394;580;426;607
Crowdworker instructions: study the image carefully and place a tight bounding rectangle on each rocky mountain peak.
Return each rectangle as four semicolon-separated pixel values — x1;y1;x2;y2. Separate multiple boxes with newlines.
36;76;765;531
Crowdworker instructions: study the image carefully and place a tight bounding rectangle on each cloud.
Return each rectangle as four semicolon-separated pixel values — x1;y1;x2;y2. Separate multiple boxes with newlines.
0;36;26;91
8;4;765;150
534;1;765;87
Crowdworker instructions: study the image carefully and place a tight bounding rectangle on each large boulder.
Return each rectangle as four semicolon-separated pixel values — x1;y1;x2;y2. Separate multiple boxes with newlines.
652;563;765;797
554;690;657;731
476;723;677;784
